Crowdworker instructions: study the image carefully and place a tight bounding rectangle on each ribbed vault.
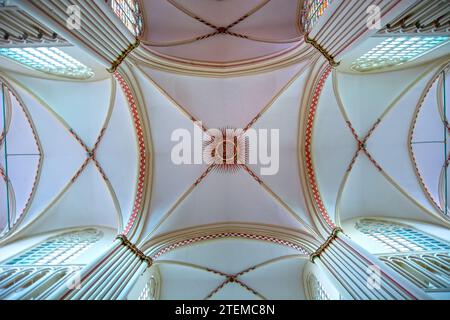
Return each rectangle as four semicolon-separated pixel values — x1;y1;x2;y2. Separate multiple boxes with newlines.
152;238;309;300
140;0;304;65
1;0;449;301
0;71;141;242
132;56;322;247
313;57;450;227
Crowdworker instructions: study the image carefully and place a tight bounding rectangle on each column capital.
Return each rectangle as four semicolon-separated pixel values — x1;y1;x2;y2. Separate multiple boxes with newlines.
116;234;153;267
304;34;340;67
310;227;343;262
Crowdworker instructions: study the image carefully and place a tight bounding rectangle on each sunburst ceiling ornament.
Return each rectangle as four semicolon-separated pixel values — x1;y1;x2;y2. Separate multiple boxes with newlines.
203;128;248;173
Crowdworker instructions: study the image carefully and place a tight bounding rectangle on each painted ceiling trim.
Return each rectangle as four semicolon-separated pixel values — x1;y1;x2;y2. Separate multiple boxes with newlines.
141;223;318;257
151;232;309;261
138;41;306;68
303;63;335;230
155;254;304;300
132;41;317;77
143;0;303;47
114;72;148;237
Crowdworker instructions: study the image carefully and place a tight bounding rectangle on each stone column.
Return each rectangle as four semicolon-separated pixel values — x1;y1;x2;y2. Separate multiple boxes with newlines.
311;228;430;300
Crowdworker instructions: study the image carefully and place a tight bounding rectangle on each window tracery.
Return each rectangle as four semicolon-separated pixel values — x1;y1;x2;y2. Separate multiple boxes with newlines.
351;37;449;72
0;47;94;79
0;229;101;299
356;219;450;292
356;219;450;253
0;266;81;299
3;229;102;266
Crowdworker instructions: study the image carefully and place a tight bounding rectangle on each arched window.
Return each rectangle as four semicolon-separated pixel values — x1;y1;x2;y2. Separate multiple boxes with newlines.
301;0;333;33
0;47;94;79
110;0;144;37
351;36;449;72
355;219;450;253
306;274;330;300
356;219;450;293
0;229;101;299
380;253;450;292
3;228;102;266
0;266;81;300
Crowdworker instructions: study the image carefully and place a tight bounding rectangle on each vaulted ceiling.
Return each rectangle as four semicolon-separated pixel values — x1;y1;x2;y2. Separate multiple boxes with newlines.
153;238;308;300
133;57;319;242
0;0;449;300
140;0;304;65
0;72;138;240
314;58;450;227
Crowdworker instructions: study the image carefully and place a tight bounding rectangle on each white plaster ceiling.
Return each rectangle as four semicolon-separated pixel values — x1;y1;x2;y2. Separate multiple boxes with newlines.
313;60;450;226
134;60;317;241
0;70;139;239
155;238;307;300
0;0;449;301
140;0;303;64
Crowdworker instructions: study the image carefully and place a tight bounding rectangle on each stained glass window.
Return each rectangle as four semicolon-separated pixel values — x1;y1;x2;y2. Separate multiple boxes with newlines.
352;36;449;72
0;47;94;79
302;0;333;33
3;229;102;266
356;219;450;254
110;0;143;37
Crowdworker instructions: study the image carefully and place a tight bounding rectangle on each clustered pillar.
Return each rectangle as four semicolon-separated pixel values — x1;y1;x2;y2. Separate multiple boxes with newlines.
47;236;151;300
311;229;429;300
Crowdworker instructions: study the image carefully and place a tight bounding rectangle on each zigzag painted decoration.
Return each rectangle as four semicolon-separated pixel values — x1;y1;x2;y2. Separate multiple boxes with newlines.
114;72;147;236
304;66;335;227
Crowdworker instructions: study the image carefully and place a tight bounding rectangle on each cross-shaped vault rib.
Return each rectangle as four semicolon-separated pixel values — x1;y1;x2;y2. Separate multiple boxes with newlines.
143;60;318;240
143;0;302;47
332;64;447;223
69;128;108;183
156;255;303;300
14;77;124;232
